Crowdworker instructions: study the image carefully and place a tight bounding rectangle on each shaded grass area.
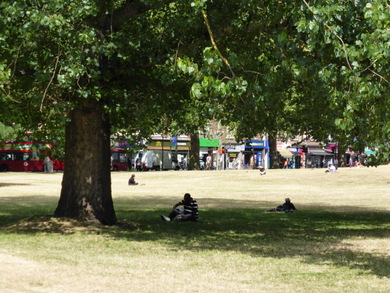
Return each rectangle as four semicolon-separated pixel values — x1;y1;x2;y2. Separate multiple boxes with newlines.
1;195;389;279
0;196;57;226
117;208;390;278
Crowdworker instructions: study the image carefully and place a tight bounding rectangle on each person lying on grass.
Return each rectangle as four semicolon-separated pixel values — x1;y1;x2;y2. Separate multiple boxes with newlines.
269;198;297;212
161;193;199;222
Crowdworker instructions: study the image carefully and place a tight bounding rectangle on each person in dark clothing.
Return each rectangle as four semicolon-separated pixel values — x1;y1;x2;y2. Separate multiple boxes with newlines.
161;193;199;222
269;198;297;212
128;174;138;185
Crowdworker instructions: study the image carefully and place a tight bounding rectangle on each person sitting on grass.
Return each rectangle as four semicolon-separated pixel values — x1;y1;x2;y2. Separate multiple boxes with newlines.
161;193;199;222
258;165;266;175
325;164;336;173
128;174;138;185
269;198;297;212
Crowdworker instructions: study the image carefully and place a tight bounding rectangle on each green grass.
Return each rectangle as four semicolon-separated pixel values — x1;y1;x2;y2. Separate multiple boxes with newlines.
0;166;389;292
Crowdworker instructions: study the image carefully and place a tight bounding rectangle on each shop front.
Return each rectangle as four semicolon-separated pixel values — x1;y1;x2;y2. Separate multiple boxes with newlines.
307;149;334;168
222;143;245;169
244;140;269;169
289;147;303;169
147;137;191;170
277;149;295;168
199;138;219;169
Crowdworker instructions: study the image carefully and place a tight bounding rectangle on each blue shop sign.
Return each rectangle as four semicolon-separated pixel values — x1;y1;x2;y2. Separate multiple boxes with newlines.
245;140;269;150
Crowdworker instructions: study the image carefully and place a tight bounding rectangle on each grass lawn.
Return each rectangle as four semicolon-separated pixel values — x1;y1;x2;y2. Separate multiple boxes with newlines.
0;166;389;292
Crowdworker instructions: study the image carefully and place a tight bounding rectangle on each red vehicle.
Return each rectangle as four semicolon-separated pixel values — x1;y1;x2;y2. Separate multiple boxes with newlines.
0;142;64;172
111;147;128;171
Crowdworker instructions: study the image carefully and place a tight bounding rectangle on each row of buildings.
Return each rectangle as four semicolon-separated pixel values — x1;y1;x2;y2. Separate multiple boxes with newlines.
121;133;371;171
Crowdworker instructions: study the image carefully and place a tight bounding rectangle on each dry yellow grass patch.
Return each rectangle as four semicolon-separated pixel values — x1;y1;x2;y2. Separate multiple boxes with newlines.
0;166;389;293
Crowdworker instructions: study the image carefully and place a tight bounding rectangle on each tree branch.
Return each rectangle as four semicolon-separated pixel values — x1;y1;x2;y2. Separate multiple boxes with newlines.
369;69;389;84
303;0;389;84
0;88;20;103
302;0;352;71
40;53;61;112
201;9;234;77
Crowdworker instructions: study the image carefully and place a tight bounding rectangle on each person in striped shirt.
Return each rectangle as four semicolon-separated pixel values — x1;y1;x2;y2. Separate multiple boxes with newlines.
161;193;199;222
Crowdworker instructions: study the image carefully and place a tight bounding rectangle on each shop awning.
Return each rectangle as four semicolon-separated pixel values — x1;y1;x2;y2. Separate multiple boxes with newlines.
148;140;190;151
308;150;332;156
278;149;293;159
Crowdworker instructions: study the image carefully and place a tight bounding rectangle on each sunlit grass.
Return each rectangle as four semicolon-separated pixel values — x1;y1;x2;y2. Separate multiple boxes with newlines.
0;166;389;292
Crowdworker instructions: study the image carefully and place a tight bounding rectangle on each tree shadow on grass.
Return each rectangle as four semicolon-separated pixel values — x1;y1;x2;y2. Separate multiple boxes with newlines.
0;196;58;226
114;200;390;279
1;196;389;278
0;183;31;187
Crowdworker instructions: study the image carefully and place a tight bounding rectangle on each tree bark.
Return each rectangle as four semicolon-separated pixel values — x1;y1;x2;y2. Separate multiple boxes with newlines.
188;132;200;170
268;132;279;169
54;99;117;225
337;141;348;167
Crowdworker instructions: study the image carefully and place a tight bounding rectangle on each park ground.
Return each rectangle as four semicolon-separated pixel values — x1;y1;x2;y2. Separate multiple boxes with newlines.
0;166;389;292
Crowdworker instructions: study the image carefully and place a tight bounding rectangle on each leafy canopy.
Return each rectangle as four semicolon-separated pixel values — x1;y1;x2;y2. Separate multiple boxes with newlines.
0;0;389;162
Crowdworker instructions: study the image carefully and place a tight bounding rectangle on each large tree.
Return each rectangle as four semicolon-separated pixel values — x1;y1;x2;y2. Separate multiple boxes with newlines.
0;0;243;223
178;0;389;165
1;0;388;225
0;1;205;224
297;0;389;162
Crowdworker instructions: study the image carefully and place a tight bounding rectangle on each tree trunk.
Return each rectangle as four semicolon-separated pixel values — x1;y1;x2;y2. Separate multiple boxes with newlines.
268;132;279;169
337;140;348;167
188;132;200;170
54;99;117;225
